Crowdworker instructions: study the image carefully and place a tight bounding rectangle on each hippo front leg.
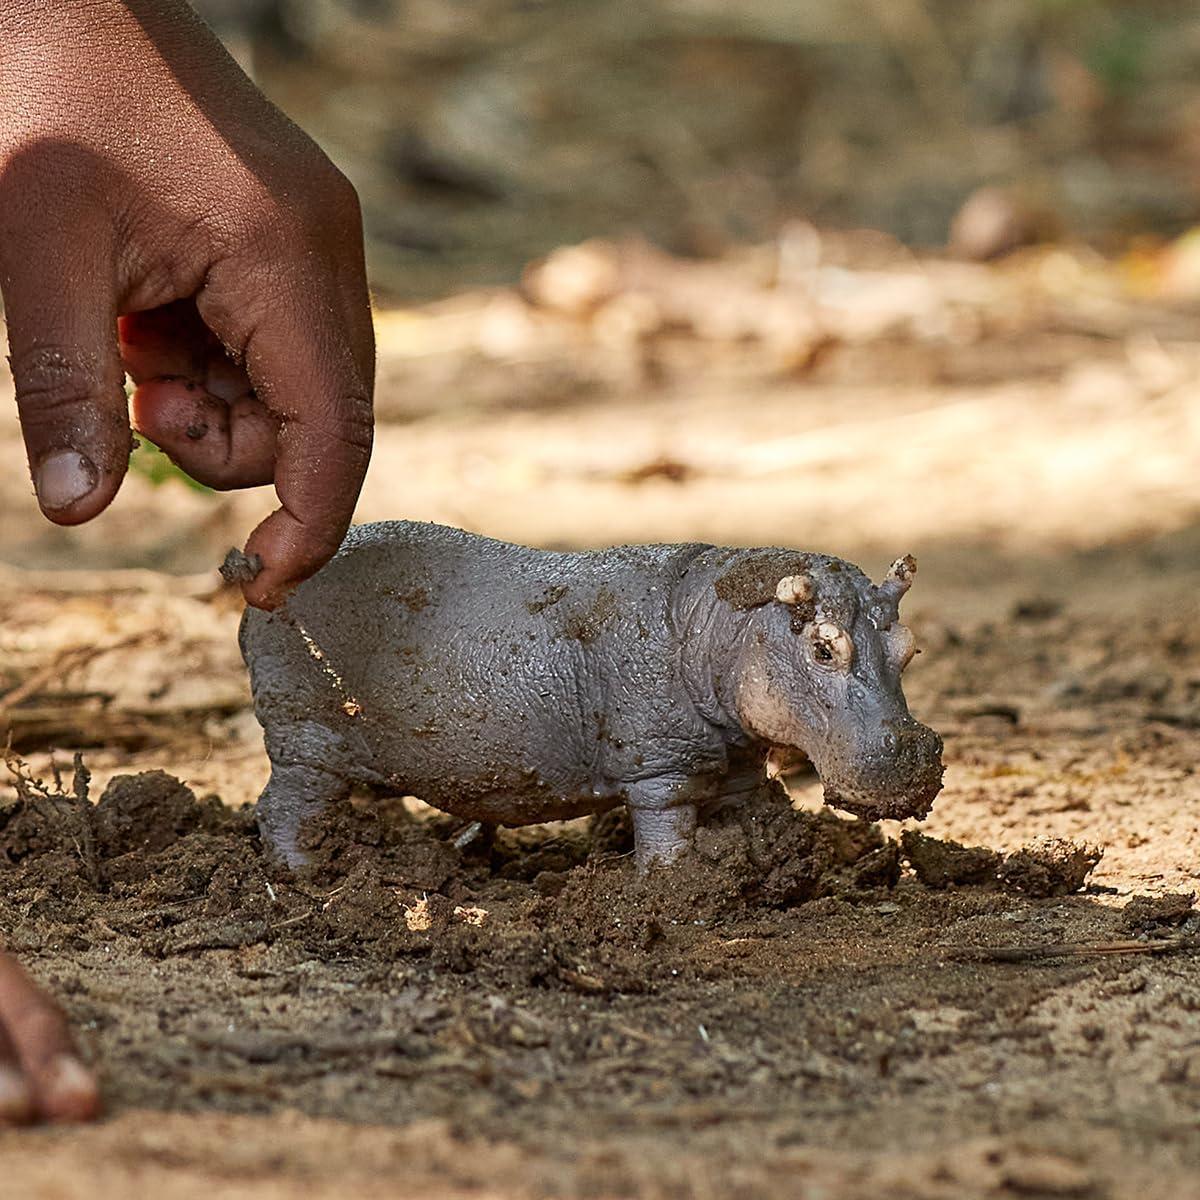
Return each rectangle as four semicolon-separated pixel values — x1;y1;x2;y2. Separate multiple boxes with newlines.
626;777;700;872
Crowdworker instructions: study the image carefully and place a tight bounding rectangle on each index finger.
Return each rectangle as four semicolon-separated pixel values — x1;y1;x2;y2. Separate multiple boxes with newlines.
197;267;373;609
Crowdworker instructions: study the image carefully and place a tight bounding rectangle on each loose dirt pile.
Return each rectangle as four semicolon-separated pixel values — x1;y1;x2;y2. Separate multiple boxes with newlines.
902;830;1103;898
0;768;949;980
2;758;1198;1200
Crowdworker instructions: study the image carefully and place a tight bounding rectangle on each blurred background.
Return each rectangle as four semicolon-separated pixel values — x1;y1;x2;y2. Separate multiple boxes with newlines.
201;0;1200;295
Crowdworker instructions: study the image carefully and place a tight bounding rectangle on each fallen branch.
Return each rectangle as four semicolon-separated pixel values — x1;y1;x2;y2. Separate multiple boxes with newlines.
0;633;149;711
0;564;221;598
950;937;1200;964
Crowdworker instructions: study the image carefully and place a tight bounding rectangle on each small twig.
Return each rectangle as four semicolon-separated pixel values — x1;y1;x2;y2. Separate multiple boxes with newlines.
3;747;101;888
0;564;221;598
68;752;101;889
452;820;486;851
950;937;1200;964
269;909;316;932
5;743;55;802
556;965;610;994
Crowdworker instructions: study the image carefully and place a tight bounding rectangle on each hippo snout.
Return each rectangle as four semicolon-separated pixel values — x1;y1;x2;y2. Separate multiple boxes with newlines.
880;718;943;766
820;716;944;823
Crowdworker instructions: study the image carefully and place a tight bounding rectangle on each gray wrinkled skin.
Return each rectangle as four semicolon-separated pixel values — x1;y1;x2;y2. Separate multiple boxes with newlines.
241;522;943;871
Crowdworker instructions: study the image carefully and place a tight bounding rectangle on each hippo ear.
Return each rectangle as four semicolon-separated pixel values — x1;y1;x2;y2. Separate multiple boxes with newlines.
775;574;814;605
886;623;917;671
878;554;916;604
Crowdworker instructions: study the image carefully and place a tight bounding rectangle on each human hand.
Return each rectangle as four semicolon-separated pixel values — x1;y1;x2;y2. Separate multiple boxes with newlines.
0;951;99;1124
0;0;374;609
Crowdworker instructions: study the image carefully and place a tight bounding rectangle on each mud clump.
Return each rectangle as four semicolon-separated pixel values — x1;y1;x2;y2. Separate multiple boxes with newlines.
901;831;1103;899
690;784;901;910
526;584;568;615
1120;891;1195;933
902;830;1001;888
0;769;268;952
712;549;815;610
297;794;461;892
0;767;239;900
0;770;238;866
560;587;618;643
218;547;263;585
998;837;1103;899
93;771;231;858
554;784;899;942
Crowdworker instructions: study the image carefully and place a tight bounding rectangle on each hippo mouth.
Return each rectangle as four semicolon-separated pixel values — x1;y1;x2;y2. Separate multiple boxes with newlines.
820;767;943;822
808;715;945;823
762;738;944;822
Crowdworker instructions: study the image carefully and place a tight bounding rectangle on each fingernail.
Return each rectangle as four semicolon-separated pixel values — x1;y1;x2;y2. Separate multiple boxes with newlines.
41;1055;99;1122
0;1067;34;1124
35;450;98;512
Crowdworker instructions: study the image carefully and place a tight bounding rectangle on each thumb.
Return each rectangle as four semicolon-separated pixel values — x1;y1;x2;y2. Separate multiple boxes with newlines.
1;223;131;524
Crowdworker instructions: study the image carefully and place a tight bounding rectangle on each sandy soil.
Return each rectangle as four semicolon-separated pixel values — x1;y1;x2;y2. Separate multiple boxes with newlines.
1;238;1199;1199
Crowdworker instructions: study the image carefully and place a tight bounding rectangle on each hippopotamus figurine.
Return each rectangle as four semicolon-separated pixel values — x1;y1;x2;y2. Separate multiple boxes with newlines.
240;522;943;871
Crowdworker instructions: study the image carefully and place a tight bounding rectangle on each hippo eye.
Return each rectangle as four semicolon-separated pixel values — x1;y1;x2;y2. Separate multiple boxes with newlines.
810;621;853;670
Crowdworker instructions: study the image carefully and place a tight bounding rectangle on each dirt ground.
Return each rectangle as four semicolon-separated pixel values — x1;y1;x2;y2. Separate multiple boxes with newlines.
2;235;1200;1199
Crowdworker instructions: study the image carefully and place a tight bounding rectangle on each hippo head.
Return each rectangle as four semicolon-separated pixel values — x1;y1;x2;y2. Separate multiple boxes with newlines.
728;553;943;821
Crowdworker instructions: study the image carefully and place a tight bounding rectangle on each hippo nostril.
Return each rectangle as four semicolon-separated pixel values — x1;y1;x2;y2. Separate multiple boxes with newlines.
881;720;942;764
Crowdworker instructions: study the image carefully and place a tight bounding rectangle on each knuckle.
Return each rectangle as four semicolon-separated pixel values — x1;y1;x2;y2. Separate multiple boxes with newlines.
203;179;297;263
239;202;296;259
290;160;363;250
316;406;374;459
10;345;112;414
283;398;373;464
9;344;131;468
339;390;374;443
324;392;374;459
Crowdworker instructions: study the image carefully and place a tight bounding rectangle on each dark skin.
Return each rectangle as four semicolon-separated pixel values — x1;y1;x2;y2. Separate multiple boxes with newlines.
0;0;376;1121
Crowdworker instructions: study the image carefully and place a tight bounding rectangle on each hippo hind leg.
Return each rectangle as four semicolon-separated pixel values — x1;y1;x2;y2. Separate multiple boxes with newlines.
255;719;354;870
256;762;350;871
